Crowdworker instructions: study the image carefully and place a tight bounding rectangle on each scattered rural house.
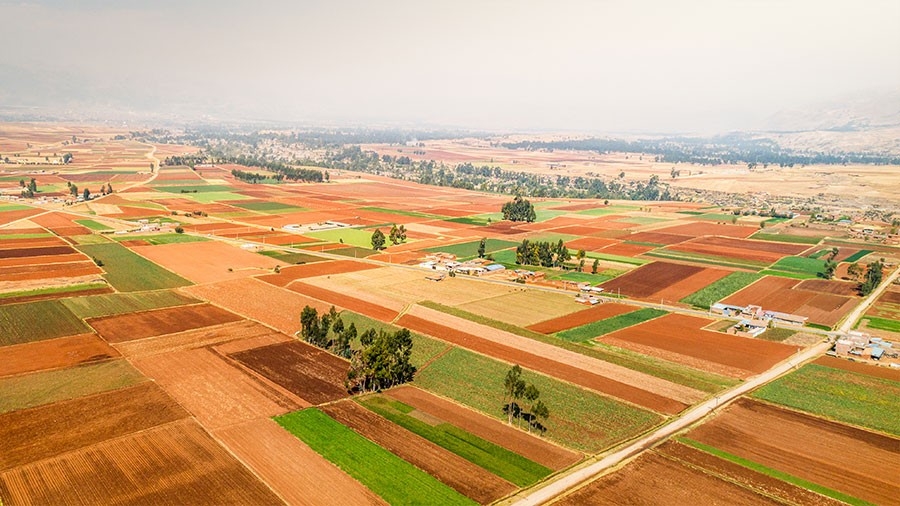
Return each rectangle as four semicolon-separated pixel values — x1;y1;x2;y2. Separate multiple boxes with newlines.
711;303;807;326
833;332;897;363
728;320;767;338
763;310;808;326
575;293;601;305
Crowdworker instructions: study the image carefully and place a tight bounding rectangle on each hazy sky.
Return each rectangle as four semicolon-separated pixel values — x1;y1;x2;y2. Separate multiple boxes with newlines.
1;0;898;132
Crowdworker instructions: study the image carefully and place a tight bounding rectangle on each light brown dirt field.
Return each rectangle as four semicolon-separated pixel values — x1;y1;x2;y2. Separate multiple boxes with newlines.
133;347;302;430
0;333;118;377
0;260;101;282
228;340;350;405
669;236;809;263
213;417;385;506
656;222;759;238
0;418;284;506
0;236;68;249
182;277;332;335
795;278;860;297
454;289;584;327
0;208;43;226
113;319;288;358
130;240;282;284
723;276;855;327
0;252;89;267
602;337;752;378
0;382;188;471
813;356;900;382
257;259;379;287
386;385;581;469
555;450;779;506
29;212;92;236
87;303;243;343
323;400;516;503
601;314;796;378
654;441;844;506
688;398;900;505
288;282;399;322
527;302;637;334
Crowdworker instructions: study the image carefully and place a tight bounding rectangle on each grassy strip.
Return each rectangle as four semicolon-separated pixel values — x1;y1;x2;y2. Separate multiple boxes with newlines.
414;347;662;453
678;438;873;506
0;282;107;300
859;316;900;333
112;233;209;245
680;272;763;309
749;232;823;245
276;408;475;506
76;243;191;292
0;300;91;346
258;250;327;264
419;301;736;393
843;249;873;263
583;251;649;266
759;269;819;280
758;328;797;342
425;239;519;259
0;233;53;239
753;363;900;436
232;201;307;213
155;184;233;193
556;308;667;342
645;249;767;270
0;361;146;414
359;206;446;220
767;256;825;276
61;289;199;319
74;219;112;231
358;396;551;486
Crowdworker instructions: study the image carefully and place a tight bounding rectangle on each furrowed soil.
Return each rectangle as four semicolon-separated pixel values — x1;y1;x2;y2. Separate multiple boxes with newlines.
229;340;350;405
600;261;705;299
289;281;399;322
87;303;243;343
213;418;385;506
526;303;636;334
556;451;779;505
0;333;118;377
323;400;516;504
258;259;379;286
0;382;188;470
113;319;289;358
813;355;900;381
386;385;580;470
0;418;284;506
688;398;900;505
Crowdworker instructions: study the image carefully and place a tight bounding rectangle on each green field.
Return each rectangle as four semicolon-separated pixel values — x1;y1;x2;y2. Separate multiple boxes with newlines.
859;316;900;333
647;249;768;270
550;270;622;284
425;239;519;259
419;301;737;394
232;201;308;213
749;232;822;245
156;184;235;193
327;246;380;258
757;328;797;342
69;234;112;245
305;227;380;249
76;243;192;292
556;308;667;342
695;213;739;222
74;219;112;231
0;300;91;346
0;361;147;414
259;249;327;264
358;395;551;486
276;408;474;506
0;232;53;240
576;205;639;216
181;191;255;204
680;272;763;309
414;347;662;452
113;233;209;245
61;290;199;319
583;251;650;266
843;250;873;263
753;363;900;436
765;256;825;278
616;216;671;225
359;206;445;220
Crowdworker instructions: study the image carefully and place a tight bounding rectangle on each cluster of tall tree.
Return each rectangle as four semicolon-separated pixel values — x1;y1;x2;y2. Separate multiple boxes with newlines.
859;260;884;296
515;239;571;267
163;153;208;167
19;178;37;198
231;168;282;183
502;365;549;434
502;195;537;222
822;247;839;279
389;224;407;245
299;305;356;358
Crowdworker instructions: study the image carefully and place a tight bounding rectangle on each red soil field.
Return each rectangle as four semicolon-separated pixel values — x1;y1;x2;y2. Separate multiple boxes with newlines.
29;212;92;236
133;346;302;429
527;303;637;334
813;356;900;382
688;398;900;505
214;418;386;506
723;276;799;306
0;208;42;225
0;236;67;248
551;225;610;236
668;236;808;263
722;276;854;327
0;419;284;506
398;314;686;414
0;382;188;471
88;303;243;343
185;222;246;233
650;267;731;303
600;261;709;299
795;278;859;297
0;245;75;258
0;333;118;378
257;259;379;287
182;277;332;335
113;319;289;359
655;441;843;506
229;340;350;405
556;451;778;506
877;289;900;305
601;314;795;378
565;237;620;251
131;240;282;284
323;400;515;503
0;227;46;236
656;222;759;238
289;282;399;322
387;385;580;469
117;239;150;247
0;261;101;282
600;242;657;257
368;251;423;265
421;207;475;217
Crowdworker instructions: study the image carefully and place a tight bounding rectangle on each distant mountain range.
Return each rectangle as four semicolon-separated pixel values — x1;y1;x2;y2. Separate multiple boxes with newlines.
763;89;900;132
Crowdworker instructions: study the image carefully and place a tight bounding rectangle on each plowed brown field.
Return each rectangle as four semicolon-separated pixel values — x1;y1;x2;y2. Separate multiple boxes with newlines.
669;236;807;263
386;385;580;469
131;241;283;284
0;245;75;258
257;259;379;287
600;261;728;301
556;451;778;505
813;356;900;382
0;252;84;267
324;400;516;503
600;242;657;256
601;314;795;378
795;278;860;296
723;276;854;327
0;418;284;506
114;320;288;358
564;237;619;251
626;231;693;245
688;398;900;505
527;303;636;334
133;347;302;429
0;333;118;377
0;260;101;281
0;382;188;470
214;418;384;506
656;222;758;238
88;303;242;343
229;340;350;405
289;282;399;322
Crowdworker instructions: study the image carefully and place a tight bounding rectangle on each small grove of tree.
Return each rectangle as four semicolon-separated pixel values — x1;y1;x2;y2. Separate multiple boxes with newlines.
389;224;407;245
502;365;549;434
859;260;884;296
371;228;386;250
300;305;356;358
515;238;570;268
501;195;537;222
347;326;415;393
231;168;281;184
846;262;864;281
591;258;599;274
477;238;487;258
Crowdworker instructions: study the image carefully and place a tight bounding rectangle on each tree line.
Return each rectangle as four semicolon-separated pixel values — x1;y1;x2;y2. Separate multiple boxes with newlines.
515;238;571;267
502;195;536;222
